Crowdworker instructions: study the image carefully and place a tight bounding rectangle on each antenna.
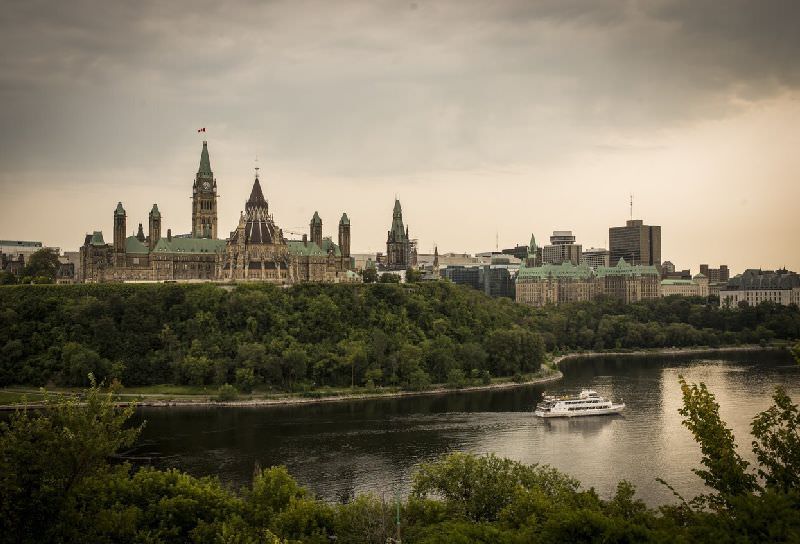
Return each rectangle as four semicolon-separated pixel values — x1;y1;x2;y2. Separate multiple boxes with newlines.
254;156;259;178
629;193;634;220
496;230;499;252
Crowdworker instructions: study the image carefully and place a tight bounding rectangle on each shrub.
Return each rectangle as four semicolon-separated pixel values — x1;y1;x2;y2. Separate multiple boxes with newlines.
214;383;239;402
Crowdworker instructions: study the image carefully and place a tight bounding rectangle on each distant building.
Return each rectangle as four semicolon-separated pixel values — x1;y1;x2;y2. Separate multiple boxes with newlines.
719;269;800;308
502;244;530;261
79;141;355;283
661;267;692;280
441;264;515;299
0;240;46;259
661;261;675;274
699;264;730;284
516;257;661;306
609;219;661;267
581;248;610;269
386;199;415;270
661;274;709;297
542;230;582;265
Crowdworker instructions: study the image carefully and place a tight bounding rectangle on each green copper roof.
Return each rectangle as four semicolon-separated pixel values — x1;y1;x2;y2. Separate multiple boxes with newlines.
595;258;660;277
389;199;406;240
339;213;350;225
517;261;594;280
198;141;212;176
90;231;106;246
152;237;226;254
125;236;149;255
319;237;342;257
311;211;322;225
287;240;326;257
150;204;161;219
114;202;126;217
529;233;537;254
661;279;694;285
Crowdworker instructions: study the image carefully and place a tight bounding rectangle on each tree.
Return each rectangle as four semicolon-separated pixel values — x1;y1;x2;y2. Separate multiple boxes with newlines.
0;381;141;543
677;377;759;506
60;342;110;387
22;248;60;281
751;387;800;492
379;273;400;283
362;267;377;283
406;267;423;283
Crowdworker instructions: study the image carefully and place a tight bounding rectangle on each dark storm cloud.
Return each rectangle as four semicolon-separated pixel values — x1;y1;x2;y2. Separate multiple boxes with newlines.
1;0;800;178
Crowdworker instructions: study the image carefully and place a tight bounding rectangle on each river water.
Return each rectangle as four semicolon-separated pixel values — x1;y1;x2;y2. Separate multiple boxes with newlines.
128;351;800;506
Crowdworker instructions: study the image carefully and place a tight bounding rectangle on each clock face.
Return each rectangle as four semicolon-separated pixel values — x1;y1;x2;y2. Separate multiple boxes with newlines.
203;181;211;191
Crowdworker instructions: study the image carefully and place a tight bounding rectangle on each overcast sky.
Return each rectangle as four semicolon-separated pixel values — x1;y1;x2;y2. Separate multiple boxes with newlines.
2;0;799;273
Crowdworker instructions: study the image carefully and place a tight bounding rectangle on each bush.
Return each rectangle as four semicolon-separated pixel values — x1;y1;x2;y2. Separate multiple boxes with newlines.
214;383;239;402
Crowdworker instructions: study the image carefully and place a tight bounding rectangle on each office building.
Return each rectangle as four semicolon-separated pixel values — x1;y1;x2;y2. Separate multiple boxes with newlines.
609;219;661;266
581;248;610;269
541;230;582;265
661;274;709;297
699;264;730;284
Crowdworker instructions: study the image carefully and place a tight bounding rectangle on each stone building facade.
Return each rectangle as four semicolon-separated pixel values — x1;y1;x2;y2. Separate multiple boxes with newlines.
516;237;662;307
79;141;356;284
385;199;416;270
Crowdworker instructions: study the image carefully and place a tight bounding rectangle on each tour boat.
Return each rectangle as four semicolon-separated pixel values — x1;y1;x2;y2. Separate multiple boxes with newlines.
534;389;625;418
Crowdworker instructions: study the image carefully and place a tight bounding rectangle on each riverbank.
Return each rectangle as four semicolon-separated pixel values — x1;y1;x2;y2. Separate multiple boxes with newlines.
0;344;788;410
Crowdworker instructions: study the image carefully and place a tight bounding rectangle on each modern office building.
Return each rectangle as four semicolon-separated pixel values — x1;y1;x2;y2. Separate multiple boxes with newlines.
581;248;610;269
719;269;800;308
440;264;516;299
541;230;582;265
609;219;661;267
699;264;730;284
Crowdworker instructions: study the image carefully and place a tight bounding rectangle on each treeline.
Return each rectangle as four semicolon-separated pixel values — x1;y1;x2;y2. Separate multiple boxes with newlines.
0;283;798;390
530;294;800;352
0;282;545;389
1;381;798;543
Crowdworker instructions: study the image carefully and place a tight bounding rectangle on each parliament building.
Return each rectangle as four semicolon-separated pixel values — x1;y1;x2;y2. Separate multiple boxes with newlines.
79;142;356;284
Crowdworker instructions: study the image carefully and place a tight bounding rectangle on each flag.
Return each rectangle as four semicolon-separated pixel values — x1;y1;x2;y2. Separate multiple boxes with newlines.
197;127;206;133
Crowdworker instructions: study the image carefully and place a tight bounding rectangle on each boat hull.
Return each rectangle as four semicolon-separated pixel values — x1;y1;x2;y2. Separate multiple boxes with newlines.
534;403;625;418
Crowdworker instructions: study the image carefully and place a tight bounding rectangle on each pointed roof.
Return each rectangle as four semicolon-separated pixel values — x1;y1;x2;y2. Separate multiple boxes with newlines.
246;177;268;211
149;204;161;219
339;212;350;226
136;223;145;242
198;141;212;176
311;211;322;226
529;234;537;253
393;198;402;215
114;202;126;217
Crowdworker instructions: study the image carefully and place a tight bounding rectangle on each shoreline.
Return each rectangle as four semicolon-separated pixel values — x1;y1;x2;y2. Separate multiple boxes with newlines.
1;344;787;410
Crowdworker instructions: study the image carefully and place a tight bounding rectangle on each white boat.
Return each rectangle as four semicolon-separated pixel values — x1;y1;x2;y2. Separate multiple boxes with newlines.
534;389;625;418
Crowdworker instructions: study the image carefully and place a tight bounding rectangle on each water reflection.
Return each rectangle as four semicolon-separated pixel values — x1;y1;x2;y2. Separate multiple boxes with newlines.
128;351;799;506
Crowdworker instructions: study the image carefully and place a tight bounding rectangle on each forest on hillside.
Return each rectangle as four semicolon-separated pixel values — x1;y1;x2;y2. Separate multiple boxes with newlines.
0;282;798;390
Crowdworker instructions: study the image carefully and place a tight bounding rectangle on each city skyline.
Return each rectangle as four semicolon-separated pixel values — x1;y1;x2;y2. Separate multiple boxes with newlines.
2;1;799;273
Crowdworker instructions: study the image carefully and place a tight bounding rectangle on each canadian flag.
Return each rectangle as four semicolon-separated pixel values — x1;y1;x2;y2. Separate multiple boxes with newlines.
197;127;206;133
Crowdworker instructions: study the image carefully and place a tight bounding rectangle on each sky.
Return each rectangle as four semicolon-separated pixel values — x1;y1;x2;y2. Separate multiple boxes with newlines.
2;0;799;273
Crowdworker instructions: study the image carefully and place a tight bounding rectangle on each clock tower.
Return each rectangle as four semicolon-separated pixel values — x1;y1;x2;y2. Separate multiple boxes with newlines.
192;140;218;239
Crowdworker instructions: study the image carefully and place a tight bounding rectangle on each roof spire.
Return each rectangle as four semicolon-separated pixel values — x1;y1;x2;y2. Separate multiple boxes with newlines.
198;141;212;176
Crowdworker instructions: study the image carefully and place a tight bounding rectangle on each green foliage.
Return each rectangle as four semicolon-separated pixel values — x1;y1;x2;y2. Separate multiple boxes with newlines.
0;282;554;391
0;380;141;543
677;377;759;506
214;383;239;402
1;381;800;542
405;267;423;283
751;387;800;492
23;247;60;280
362;267;377;283
379;272;401;283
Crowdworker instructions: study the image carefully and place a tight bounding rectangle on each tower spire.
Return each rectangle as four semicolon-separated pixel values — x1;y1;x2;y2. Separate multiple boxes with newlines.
198;141;212;176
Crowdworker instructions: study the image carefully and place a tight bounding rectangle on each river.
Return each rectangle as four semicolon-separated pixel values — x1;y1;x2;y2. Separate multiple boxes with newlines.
127;351;800;506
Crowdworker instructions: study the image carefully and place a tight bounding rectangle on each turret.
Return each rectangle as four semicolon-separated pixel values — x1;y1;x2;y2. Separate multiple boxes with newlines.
113;202;126;255
310;211;323;246
338;213;350;258
148;204;161;251
136;223;145;242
